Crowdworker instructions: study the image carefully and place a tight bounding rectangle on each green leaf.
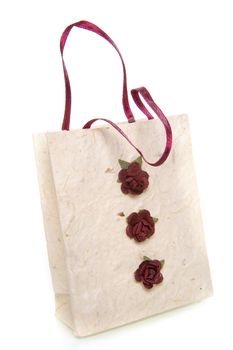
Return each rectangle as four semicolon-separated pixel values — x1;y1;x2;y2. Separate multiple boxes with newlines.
160;259;165;269
133;156;142;166
143;256;152;261
153;217;158;223
118;159;130;169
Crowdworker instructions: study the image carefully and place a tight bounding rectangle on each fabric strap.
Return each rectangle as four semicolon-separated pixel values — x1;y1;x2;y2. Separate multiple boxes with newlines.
60;20;173;166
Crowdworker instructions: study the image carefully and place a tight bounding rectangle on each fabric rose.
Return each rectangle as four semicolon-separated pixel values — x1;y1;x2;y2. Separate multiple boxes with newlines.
135;258;164;289
118;161;149;195
126;210;156;242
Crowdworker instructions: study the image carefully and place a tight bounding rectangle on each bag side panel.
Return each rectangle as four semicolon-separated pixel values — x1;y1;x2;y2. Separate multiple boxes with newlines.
33;133;74;330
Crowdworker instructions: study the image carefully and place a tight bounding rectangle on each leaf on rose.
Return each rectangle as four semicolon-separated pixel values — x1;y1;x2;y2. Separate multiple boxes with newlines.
133;156;142;167
118;159;130;169
143;256;152;261
160;259;165;269
153;217;158;223
118;211;125;217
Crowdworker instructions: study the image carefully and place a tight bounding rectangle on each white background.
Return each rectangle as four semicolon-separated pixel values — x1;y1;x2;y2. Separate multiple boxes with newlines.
0;0;232;349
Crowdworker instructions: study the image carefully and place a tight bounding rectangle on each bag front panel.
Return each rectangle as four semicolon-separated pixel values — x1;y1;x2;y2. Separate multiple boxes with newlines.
45;115;212;336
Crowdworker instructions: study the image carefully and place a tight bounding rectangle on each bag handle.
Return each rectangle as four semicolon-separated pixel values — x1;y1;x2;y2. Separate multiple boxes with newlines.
60;20;173;166
83;87;173;166
60;20;135;129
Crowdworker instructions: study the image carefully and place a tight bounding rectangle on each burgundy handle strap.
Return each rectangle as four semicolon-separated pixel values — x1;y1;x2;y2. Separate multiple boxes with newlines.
60;20;173;166
83;86;172;166
60;20;135;130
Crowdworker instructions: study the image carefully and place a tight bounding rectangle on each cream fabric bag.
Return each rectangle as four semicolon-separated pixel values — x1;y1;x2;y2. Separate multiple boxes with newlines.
33;21;212;337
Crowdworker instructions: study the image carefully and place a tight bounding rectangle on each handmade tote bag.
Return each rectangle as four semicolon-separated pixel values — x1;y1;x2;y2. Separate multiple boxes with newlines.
33;20;213;337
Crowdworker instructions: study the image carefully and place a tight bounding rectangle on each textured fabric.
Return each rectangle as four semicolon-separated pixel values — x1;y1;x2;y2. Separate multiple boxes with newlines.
33;115;213;337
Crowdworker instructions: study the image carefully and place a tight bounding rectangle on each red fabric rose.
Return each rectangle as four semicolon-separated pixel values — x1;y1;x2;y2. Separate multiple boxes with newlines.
118;162;149;195
135;259;163;289
126;210;155;242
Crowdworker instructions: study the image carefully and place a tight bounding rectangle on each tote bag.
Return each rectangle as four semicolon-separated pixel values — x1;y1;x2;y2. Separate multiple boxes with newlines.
33;20;212;337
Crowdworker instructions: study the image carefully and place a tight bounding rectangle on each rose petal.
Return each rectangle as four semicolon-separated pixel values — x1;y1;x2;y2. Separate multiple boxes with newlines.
138;209;151;219
126;225;133;238
140;173;149;189
118;169;127;182
143;281;153;289
142;179;149;190
127;162;141;175
147;216;155;226
134;222;142;235
121;184;129;194
129;179;138;189
132;185;143;194
135;233;146;242
125;176;133;183
154;273;163;284
147;228;155;238
141;170;149;179
127;212;139;225
144;267;151;279
141;219;150;226
134;269;142;282
130;189;142;196
141;226;150;235
144;268;156;282
150;259;162;269
138;260;150;272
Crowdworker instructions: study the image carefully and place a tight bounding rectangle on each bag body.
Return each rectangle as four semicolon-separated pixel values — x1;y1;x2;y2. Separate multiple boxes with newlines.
33;21;212;337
